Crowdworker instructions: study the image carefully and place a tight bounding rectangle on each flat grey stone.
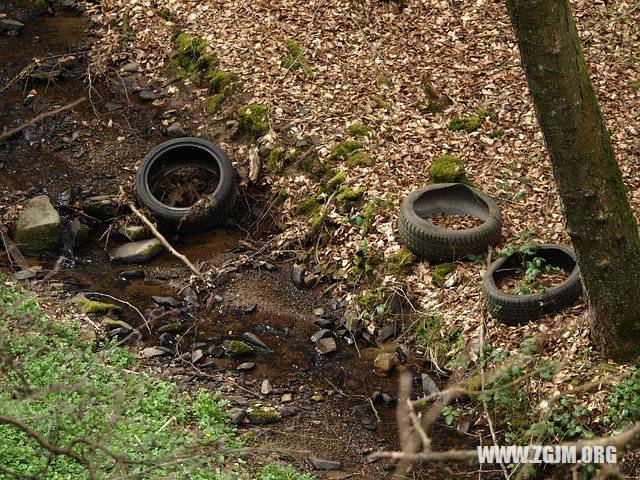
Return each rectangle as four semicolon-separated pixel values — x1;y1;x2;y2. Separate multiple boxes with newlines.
228;408;246;424
422;374;440;396
151;295;179;307
138;90;157;101
0;19;25;31
167;122;186;138
261;380;273;395
308;456;341;471
316;337;337;355
192;349;204;363
237;362;255;371
142;347;167;358
122;62;140;72
242;332;268;350
109;239;163;264
310;329;332;343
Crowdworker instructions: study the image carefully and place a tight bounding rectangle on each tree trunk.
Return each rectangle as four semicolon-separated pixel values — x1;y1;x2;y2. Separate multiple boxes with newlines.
506;0;640;361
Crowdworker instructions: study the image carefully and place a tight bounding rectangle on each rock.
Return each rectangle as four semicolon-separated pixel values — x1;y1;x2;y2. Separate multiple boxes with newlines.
303;272;317;288
73;294;123;314
371;391;383;404
122;62;140;72
382;393;396;408
342;312;361;335
313;307;325;317
8;267;38;282
422;374;440;397
11;196;61;254
81;195;120;220
308;456;341;471
192;349;204;363
142;347;167;358
243;304;257;314
152;296;179;307
227;340;254;357
0;19;25;31
109;239;163;264
167;122;186;138
237;362;255;371
104;318;133;331
314;317;334;329
206;346;224;357
214;271;230;286
246;409;280;425
70;218;90;247
261;380;273;395
291;265;305;289
311;394;325;402
281;393;293;403
228;408;246;424
310;329;332;343
316;337;337;355
279;407;296;417
378;323;396;342
157;322;184;333
120;269;144;279
118;224;148;241
183;286;200;306
242;332;268;350
138;90;157;102
374;353;396;375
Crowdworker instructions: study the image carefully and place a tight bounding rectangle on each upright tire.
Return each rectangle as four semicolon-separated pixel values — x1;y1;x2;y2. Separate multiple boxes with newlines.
483;244;583;325
136;138;236;233
398;183;502;261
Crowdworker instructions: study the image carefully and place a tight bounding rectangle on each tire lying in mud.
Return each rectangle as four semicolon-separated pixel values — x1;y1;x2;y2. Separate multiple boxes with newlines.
136;137;237;233
483;244;583;326
397;183;502;261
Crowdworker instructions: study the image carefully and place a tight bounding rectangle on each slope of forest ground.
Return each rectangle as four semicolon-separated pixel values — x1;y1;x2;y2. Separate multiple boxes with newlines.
2;0;640;477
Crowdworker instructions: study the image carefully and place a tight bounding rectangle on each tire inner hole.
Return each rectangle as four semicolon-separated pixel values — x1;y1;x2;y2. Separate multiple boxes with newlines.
151;167;220;208
496;256;570;295
424;212;485;230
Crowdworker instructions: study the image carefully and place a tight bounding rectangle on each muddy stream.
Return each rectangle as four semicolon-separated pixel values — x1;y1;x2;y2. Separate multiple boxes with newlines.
0;4;483;478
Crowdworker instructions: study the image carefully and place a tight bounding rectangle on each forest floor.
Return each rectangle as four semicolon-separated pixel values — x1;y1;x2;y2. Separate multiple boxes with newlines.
2;0;640;478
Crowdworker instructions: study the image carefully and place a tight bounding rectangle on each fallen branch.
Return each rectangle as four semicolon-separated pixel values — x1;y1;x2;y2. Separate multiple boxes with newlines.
128;203;201;278
0;96;86;143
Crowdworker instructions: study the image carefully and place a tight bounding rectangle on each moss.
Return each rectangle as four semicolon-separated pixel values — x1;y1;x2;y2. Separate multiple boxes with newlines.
15;229;61;254
385;249;417;277
309;209;327;238
336;186;365;207
370;95;388;108
348;124;373;138
298;196;320;214
75;295;123;315
237;104;269;136
228;340;254;357
429;155;472;185
33;0;46;12
324;171;347;192
104;318;122;330
449;116;482;132
278;188;288;200
346;151;374;167
475;109;498;122
376;75;392;86
73;223;90;247
489;128;503;139
432;262;456;287
281;40;314;78
208;71;237;94
159;7;172;18
158;322;184;333
630;81;640;90
247;409;281;424
169;34;217;78
353;246;383;278
327;140;363;163
425;101;445;113
204;93;225;114
141;241;163;258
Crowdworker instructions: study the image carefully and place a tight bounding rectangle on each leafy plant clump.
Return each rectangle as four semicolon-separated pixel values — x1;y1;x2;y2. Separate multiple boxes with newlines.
281;40;314;78
428;155;472;185
237;104;270;135
497;243;564;295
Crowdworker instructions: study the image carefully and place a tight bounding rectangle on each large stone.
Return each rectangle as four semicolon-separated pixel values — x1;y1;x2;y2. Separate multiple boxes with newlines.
316;337;337;355
167;122;186;138
374;353;396;375
12;196;61;254
0;19;25;31
118;224;148;241
109;239;163;264
308;456;341;471
82;195;120;220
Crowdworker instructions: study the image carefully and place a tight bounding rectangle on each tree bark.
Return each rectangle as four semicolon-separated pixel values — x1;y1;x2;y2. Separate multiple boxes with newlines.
507;0;640;360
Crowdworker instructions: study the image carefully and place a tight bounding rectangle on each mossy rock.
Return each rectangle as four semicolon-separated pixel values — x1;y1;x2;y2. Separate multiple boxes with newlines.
74;294;123;315
336;186;365;207
298;196;320;214
247;409;281;424
169;34;217;78
12;195;61;254
370;95;388;108
237;104;269;136
227;340;254;357
348;124;373;138
157;322;184;334
346;151;373;167
449;116;481;132
324;171;347;192
432;262;456;287
327;140;363;163
429;155;472;185
208;71;237;94
267;146;300;175
385;249;417;277
71;220;91;248
204;93;225;114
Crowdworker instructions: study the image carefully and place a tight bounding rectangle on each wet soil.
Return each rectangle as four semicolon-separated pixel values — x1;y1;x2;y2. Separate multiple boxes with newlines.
0;6;492;479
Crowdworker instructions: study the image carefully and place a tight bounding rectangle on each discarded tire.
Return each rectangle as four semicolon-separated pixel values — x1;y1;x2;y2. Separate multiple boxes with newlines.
483;244;582;326
398;183;502;261
136;137;236;233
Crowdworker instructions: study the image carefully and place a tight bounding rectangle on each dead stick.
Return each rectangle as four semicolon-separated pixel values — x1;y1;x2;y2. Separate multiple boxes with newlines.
0;96;86;143
128;203;201;277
